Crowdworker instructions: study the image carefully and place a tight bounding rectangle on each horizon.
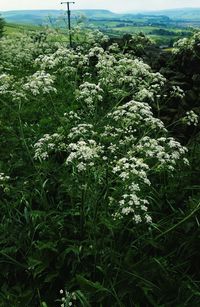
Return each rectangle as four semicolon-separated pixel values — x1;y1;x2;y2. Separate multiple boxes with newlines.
1;6;200;13
1;0;200;13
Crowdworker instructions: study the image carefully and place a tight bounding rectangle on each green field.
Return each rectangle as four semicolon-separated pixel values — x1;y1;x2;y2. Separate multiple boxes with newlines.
4;20;193;48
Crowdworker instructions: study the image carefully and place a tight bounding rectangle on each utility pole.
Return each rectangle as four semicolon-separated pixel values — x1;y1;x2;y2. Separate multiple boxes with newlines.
61;1;75;47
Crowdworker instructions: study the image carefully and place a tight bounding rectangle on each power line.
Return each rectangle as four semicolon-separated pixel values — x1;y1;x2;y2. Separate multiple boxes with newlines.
61;1;75;47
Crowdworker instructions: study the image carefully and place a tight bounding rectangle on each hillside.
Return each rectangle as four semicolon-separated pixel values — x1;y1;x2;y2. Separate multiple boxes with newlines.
1;9;117;25
1;10;67;25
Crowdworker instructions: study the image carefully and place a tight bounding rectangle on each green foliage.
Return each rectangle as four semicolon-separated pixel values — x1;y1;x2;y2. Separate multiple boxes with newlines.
0;27;200;307
0;16;5;38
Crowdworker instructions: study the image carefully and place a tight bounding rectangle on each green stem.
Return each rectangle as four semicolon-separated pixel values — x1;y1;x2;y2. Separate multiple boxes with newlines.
18;101;35;166
155;202;200;240
80;184;86;240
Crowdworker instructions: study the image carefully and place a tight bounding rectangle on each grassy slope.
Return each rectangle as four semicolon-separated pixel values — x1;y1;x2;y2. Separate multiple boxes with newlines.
5;23;43;35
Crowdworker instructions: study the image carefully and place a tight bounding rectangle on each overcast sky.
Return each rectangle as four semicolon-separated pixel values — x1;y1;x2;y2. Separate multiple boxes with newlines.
1;0;200;12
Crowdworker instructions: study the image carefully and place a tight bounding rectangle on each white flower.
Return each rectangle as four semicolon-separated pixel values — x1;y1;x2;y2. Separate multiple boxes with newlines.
23;70;57;96
134;215;142;224
145;214;152;223
66;139;103;172
34;133;66;160
183;110;199;126
76;82;104;114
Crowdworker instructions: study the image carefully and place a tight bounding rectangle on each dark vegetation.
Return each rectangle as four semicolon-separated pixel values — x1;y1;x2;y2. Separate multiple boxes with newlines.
105;31;200;139
0;16;5;38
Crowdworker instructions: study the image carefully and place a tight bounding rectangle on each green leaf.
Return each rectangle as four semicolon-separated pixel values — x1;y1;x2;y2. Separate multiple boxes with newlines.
75;290;91;307
76;275;109;294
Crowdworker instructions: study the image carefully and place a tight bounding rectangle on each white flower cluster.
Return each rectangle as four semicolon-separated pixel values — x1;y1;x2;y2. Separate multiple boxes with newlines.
102;124;137;149
64;111;81;124
0;172;10;192
26;33;189;226
88;46;105;58
0;173;10;182
68;123;95;140
111;157;151;222
82;29;109;46
23;71;57;96
66;139;103;173
108;43;120;53
96;55;166;102
134;136;188;171
0;73;26;102
59;289;76;307
0;35;36;70
34;133;66;160
183;110;199;126
113;156;150;184
107;100;166;132
35;47;88;77
76;82;104;113
114;191;152;224
101;100;188;223
173;32;200;55
170;85;185;99
0;32;60;72
0;73;13;94
173;37;191;55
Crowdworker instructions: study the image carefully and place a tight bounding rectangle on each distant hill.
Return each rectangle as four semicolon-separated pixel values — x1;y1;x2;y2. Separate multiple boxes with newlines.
134;8;200;21
0;9;117;25
1;8;200;26
1;10;61;25
72;9;116;18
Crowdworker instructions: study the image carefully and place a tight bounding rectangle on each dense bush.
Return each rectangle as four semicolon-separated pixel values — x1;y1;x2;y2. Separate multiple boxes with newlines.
0;28;200;306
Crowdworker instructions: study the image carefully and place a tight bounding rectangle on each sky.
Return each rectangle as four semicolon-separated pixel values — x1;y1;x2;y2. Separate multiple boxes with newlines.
1;0;200;12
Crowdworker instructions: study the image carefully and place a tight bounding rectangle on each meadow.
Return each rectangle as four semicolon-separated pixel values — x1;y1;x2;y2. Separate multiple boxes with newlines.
87;20;192;45
0;22;200;306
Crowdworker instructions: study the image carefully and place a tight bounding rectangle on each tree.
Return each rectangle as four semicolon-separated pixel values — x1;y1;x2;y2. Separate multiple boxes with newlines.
0;16;5;38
